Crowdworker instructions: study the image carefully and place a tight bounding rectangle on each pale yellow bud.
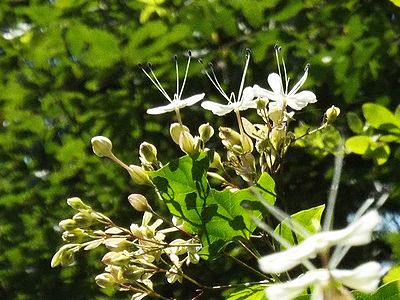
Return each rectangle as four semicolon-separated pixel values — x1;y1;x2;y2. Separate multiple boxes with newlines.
198;123;214;143
102;251;130;266
179;130;197;156
66;197;92;211
170;123;190;145
73;211;95;228
209;151;222;169
127;164;152;185
58;219;77;231
139;142;157;164
128;194;152;212
219;127;241;145
91;136;113;158
95;273;115;289
241;134;254;153
325;105;341;124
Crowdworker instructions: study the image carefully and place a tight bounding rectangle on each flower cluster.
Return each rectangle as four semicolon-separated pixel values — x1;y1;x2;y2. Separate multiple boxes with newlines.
51;197;201;299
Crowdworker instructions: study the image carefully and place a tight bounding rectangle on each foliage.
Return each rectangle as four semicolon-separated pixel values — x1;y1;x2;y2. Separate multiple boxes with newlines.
0;0;399;299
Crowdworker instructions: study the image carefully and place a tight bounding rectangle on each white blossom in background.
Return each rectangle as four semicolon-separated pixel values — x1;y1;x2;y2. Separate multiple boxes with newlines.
253;45;317;111
2;22;32;40
258;210;384;300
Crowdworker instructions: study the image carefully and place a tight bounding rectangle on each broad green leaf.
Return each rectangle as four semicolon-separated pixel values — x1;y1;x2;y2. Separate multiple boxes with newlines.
353;281;400;300
345;136;373;154
390;0;400;7
347;112;364;134
379;135;400;143
226;284;266;300
150;152;276;258
384;265;400;284
274;205;325;248
369;144;391;165
362;103;400;132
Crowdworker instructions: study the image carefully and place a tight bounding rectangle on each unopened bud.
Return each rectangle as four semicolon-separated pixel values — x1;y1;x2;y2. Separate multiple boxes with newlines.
170;123;190;145
219;127;241;145
95;273;115;289
102;251;130;266
198;123;214;143
91;136;113;158
62;228;86;243
127;164;152;185
325;105;340;124
59;219;77;231
128;194;152;212
73;211;95;228
139;142;157;164
209;151;222;169
67;197;92;211
179;131;197;156
241;134;254;153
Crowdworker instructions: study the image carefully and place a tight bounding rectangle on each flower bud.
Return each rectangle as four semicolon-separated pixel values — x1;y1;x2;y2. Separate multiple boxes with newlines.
170;123;190;145
102;251;130;266
66;197;92;211
256;98;268;109
325;105;340;124
179;130;197;156
128;194;152;212
73;211;95;228
209;151;222;169
139;142;157;164
91;136;113;158
95;273;116;289
127;164;152;185
198;123;214;143
60;249;76;266
241;134;254;153
62;228;86;243
219;127;241;145
59;219;77;231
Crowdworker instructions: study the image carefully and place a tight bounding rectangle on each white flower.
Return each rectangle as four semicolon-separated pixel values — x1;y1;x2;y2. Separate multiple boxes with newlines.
201;86;256;116
259;210;380;274
2;22;32;40
142;52;205;115
253;46;317;111
266;262;383;300
200;49;257;116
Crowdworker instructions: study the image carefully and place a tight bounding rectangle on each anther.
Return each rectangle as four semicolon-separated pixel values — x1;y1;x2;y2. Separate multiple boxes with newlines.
188;50;192;57
174;54;178;61
304;63;310;71
147;62;152;69
198;58;203;64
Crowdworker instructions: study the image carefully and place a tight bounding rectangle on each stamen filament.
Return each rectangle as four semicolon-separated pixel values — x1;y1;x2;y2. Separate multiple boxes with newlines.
179;51;191;99
237;49;251;103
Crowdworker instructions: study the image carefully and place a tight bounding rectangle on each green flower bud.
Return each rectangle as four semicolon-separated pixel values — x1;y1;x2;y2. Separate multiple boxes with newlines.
256;98;268;109
62;228;86;243
219;127;241;145
66;197;92;211
170;123;190;145
60;249;76;267
95;273;116;289
139;142;157;164
73;211;95;228
241;134;254;153
128;194;152;212
59;219;77;231
91;136;113;158
198;123;214;143
209;151;222;169
127;164;152;185
325;105;340;124
102;251;130;266
51;244;79;268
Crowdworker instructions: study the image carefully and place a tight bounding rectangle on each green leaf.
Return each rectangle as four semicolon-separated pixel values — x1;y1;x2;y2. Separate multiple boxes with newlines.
369;144;391;165
150;152;276;258
362;103;400;133
226;284;266;300
274;205;325;248
390;0;400;7
353;281;400;300
345;136;374;154
384;265;400;284
347;112;364;134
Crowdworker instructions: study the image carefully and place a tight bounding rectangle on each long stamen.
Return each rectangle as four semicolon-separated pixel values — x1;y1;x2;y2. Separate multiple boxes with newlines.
237;48;251;102
140;63;171;102
174;55;179;101
179;51;191;99
274;44;283;88
198;59;230;101
209;62;230;101
281;54;289;95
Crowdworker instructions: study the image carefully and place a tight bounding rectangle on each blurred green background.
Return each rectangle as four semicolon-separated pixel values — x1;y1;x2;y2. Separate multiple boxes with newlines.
1;0;400;299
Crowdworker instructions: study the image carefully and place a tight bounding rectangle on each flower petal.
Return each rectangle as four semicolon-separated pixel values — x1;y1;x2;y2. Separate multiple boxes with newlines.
259;237;321;273
180;93;205;107
239;87;257;110
287;91;317;110
253;84;278;100
201;101;235;116
332;261;383;292
266;270;322;300
147;102;178;115
267;73;284;96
